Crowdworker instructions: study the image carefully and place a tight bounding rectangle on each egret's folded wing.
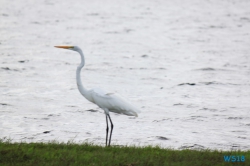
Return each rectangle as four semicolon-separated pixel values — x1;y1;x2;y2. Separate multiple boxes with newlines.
90;88;141;116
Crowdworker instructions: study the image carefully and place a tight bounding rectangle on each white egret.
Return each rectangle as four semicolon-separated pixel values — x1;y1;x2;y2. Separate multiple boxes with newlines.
55;46;141;146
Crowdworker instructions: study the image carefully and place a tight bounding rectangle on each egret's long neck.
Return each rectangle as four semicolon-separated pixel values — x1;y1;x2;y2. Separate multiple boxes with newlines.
76;50;92;101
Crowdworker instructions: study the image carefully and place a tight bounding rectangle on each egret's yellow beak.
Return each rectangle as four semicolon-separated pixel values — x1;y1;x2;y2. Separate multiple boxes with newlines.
54;46;74;49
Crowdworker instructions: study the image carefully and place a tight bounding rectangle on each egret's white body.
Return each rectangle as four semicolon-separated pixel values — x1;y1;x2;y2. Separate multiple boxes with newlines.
55;46;140;146
86;88;140;116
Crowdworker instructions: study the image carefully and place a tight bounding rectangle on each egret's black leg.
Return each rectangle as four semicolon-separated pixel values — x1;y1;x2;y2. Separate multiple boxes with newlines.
107;114;114;146
105;114;109;146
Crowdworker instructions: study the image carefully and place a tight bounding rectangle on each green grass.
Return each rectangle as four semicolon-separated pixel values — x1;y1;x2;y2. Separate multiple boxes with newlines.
0;138;249;166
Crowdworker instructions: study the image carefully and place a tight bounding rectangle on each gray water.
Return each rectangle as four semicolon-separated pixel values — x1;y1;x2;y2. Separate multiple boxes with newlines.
1;0;250;150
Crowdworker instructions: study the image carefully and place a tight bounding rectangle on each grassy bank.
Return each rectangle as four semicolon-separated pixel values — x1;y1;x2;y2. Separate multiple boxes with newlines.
0;139;249;166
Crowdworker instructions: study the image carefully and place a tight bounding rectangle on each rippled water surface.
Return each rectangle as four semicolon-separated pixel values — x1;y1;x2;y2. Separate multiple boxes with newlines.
1;0;250;150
